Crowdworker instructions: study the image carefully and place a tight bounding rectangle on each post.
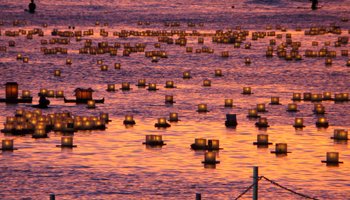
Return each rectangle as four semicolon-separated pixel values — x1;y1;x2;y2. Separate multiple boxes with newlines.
50;193;55;200
253;166;258;200
196;193;201;200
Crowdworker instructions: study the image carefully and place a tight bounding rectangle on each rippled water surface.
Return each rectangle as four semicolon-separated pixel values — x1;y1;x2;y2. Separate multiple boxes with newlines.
1;0;350;199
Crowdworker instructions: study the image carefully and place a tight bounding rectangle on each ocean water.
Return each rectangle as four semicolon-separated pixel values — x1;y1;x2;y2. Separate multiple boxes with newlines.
0;0;350;199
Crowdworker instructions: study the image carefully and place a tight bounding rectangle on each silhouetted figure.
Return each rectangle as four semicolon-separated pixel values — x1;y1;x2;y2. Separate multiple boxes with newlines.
311;0;318;10
38;94;50;108
28;0;36;13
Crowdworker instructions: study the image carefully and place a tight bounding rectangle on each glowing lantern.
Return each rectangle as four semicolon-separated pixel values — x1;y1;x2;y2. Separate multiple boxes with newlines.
120;82;130;91
5;82;18;100
331;129;348;140
114;63;121;69
55;90;64;98
247;109;259;118
242;87;252;94
165;95;174;104
21;90;31;98
221;51;229;57
23;57;29;63
316;117;329;128
322;152;343;165
314;104;325;114
58;136;77;148
256;104;266;112
169;112;179;122
197;104;208;112
183;71;191;79
66;59;72;65
100;65;108;71
323;92;332;100
17;53;22;60
47;90;55;98
224;99;233;107
270;97;280;105
203;80;211;87
202;152;220;164
165;81;175;88
123;115;135;125
325;58;332;65
346;60;350;66
151;56;159;62
287;103;298;112
255;117;269;128
143;135;165;146
207;139;220;150
253;134;272;146
214;69;222;77
1;139;17;151
75;88;93;101
292;93;301;101
87;100;96;109
341;93;349;101
245;57;251;64
271;143;290;154
311;94;322;102
147;83;157;91
191;138;207;150
40;88;48;96
154;118;170;128
137;79;146;87
33;128;47;138
54;70;61;76
293;118;305;128
303;93;312;101
107;84;115;91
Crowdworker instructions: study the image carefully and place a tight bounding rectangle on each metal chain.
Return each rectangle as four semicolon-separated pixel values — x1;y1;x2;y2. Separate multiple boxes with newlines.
261;176;319;200
233;176;262;200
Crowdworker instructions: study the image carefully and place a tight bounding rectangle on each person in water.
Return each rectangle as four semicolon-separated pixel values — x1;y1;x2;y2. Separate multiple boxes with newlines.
311;0;318;10
28;0;36;13
38;94;50;108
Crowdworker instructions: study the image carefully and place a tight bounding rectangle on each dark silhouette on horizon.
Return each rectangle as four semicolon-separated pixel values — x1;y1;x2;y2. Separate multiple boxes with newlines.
38;94;50;108
28;0;36;13
311;0;318;10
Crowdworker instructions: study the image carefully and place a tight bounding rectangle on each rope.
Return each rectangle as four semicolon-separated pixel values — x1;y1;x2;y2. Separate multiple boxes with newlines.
261;176;319;200
233;176;262;200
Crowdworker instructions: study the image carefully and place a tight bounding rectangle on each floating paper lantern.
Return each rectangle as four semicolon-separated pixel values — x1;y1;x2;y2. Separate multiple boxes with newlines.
314;104;325;114
55;90;64;98
87;100;96;109
256;104;266;112
123;115;136;125
191;138;207;150
143;135;165;146
311;94;322;102
293;118;305;128
322;152;343;165
17;53;22;60
183;71;191;79
270;97;280;105
23;57;29;63
325;58;332;65
100;113;110;123
316;117;329;128
331;129;348;140
255;117;269;128
207;139;220;150
197;104;208;112
33;128;48;138
287;103;298;112
1;139;17;151
253;134;272;146
224;99;233;107
66;59;72;65
21;90;31;99
303;93;311;101
242;87;252;94
121;82;131;91
169;112;179;122
5;82;18;100
100;65;108;71
214;69;223;77
271;143;290;154
114;63;121;69
165;95;174;104
346;60;350;66
147;83;158;91
221;51;229;57
202;152;220;164
136;79;146;87
292;93;301;101
323;92;332;100
154;118;171;128
40;88;48;96
54;70;61;76
341;93;349;101
247;109;259;118
225;114;237;127
107;84;115;91
57;136;76;148
203;80;211;87
245;57;251;64
47;90;55;98
165;81;175;88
